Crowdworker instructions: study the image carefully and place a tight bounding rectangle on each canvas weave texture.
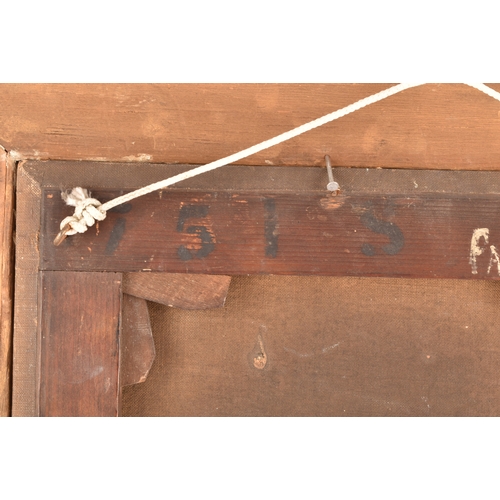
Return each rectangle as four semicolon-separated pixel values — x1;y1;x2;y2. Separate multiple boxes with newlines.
122;276;500;416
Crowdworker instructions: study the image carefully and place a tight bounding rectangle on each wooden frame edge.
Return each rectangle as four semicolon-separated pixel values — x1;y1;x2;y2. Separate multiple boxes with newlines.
12;161;40;416
0;151;15;416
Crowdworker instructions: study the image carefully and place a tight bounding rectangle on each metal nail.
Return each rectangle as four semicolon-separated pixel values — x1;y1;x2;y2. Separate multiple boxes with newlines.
325;155;339;192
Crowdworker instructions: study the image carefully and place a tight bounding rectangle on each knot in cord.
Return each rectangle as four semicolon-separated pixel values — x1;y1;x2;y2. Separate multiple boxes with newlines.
54;187;106;245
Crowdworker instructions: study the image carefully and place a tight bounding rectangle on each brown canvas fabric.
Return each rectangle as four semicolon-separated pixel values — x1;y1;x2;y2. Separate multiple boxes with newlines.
122;276;500;416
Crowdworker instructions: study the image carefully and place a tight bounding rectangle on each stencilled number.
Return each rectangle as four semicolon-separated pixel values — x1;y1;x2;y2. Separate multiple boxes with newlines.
360;207;404;256
176;205;215;261
263;198;279;258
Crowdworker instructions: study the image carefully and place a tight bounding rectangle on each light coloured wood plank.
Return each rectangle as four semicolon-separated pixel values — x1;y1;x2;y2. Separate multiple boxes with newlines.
1;84;500;170
0;150;14;416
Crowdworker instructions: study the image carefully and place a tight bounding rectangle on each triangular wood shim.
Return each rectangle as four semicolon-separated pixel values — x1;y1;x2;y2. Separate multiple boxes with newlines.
121;274;231;387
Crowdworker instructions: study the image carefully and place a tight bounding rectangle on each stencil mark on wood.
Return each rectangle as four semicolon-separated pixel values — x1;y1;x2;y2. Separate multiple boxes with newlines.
263;198;279;258
360;207;404;256
105;217;126;255
176;204;215;261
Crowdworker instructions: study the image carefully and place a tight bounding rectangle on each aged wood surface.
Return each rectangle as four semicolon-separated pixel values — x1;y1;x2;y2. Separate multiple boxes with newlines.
42;184;500;280
1;84;500;170
121;294;155;387
0;151;14;416
39;271;122;417
123;273;231;309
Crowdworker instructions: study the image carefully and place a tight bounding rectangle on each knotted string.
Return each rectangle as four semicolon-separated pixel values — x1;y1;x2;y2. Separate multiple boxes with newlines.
53;188;106;245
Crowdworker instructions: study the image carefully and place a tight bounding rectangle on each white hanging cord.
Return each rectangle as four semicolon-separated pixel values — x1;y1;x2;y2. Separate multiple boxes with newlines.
465;83;500;102
54;82;500;245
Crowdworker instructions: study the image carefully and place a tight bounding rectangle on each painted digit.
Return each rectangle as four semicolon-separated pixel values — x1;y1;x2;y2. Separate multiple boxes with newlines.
360;209;404;256
263;198;278;258
176;205;215;261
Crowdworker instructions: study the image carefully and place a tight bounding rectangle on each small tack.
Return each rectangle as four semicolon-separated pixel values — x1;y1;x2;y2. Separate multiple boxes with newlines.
53;224;71;246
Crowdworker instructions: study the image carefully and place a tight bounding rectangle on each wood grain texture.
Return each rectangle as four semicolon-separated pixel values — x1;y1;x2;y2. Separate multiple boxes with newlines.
39;272;122;417
0;151;14;416
121;294;155;387
123;273;231;309
42;184;500;280
1;84;500;170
